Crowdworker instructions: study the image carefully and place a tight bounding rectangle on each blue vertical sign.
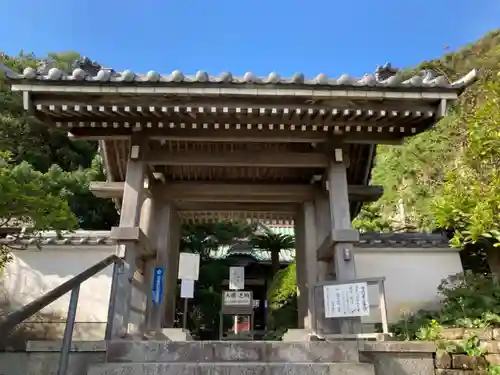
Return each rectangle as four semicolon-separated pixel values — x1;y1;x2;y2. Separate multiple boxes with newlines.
152;267;164;305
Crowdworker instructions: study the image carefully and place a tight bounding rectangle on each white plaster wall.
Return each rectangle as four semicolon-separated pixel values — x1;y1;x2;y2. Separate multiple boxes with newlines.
1;246;114;323
0;244;463;331
354;247;464;324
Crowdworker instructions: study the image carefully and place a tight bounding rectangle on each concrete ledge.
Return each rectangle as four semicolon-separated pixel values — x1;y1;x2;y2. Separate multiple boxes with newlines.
359;341;436;353
88;362;376;375
26;340;107;352
106;340;360;363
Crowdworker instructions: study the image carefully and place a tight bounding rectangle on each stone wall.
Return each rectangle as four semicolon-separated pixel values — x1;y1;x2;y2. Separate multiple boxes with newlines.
435;328;500;374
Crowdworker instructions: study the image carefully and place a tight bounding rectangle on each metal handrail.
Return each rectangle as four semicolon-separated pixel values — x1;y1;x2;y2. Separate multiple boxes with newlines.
0;254;123;375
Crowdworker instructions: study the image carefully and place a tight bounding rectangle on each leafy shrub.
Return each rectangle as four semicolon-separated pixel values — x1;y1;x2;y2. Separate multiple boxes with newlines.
392;271;500;340
266;262;297;333
438;271;500;325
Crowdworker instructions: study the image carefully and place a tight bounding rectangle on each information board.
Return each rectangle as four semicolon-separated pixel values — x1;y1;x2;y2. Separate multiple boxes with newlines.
229;267;245;290
177;253;200;281
152;267;164;305
180;279;194;299
323;282;370;318
223;291;252;306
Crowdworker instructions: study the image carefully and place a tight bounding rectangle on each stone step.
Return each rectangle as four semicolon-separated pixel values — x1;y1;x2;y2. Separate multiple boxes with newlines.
106;340;360;363
88;362;375;375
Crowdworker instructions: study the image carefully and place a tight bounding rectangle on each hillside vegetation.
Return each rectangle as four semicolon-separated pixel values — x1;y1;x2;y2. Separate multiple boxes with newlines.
354;30;500;270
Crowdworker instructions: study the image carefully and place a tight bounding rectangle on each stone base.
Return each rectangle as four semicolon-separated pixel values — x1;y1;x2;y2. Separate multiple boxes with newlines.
88;362;375;375
282;329;313;342
0;340;437;375
145;328;193;341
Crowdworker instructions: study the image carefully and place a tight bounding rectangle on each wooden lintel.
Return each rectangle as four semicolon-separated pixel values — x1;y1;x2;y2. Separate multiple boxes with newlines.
175;202;298;213
145;150;328;168
68;127;405;145
90;181;383;202
161;182;316;199
109;227;155;257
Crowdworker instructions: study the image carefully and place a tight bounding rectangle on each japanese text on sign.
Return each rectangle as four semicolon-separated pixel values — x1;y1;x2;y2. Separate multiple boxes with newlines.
229;267;245;290
152;267;164;305
323;282;370;318
223;291;252;306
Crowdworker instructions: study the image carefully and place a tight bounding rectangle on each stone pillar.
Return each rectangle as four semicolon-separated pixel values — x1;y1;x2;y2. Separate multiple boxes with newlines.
110;143;146;338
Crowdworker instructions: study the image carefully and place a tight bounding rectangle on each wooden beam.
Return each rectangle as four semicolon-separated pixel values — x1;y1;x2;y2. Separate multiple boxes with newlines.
67;127;404;145
33;97;437;113
175;202;298;213
90;181;383;202
145;150;328;168
162;182;315;199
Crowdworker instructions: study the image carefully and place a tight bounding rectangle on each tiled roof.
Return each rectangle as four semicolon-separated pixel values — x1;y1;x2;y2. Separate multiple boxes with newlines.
0;230;114;247
357;232;450;248
0;229;450;265
1;58;477;91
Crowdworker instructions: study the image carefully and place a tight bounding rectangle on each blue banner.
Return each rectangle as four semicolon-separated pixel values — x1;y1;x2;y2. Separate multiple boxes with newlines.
152;267;164;305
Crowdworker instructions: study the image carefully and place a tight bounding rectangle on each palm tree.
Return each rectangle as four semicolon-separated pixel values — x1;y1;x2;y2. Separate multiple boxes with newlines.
250;232;295;276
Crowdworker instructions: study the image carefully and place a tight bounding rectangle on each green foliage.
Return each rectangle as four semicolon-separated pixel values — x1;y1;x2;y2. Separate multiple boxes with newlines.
392;271;500;340
372;30;500;241
438;271;500;325
0;153;77;231
432;82;500;251
266;261;297;334
0;51;119;230
353;203;393;232
446;334;488;357
0;153;78;268
250;232;295;275
415;319;442;341
181;221;254;260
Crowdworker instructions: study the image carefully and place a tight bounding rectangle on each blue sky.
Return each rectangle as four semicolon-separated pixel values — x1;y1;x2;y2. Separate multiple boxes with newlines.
2;0;499;77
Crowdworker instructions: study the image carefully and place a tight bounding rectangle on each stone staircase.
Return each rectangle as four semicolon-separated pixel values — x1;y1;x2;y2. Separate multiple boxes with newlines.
87;340;376;375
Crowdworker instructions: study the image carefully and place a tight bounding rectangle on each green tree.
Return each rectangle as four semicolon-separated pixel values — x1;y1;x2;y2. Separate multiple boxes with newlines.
250;231;295;276
432;81;500;275
353;203;393;233
1;51;119;229
266;261;298;337
0;153;78;268
368;30;500;243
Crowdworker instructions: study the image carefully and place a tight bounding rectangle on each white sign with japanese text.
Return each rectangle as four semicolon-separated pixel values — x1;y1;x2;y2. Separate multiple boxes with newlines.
177;253;200;281
223;291;252;306
229;267;245;290
323;282;370;318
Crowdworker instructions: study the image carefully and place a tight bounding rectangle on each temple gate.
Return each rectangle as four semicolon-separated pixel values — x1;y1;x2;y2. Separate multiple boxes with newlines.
2;60;477;339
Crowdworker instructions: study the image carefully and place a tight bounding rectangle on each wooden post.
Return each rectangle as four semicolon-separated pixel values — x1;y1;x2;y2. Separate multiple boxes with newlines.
146;202;173;330
110;141;146;338
164;210;181;327
327;149;361;334
294;209;307;329
303;201;318;331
